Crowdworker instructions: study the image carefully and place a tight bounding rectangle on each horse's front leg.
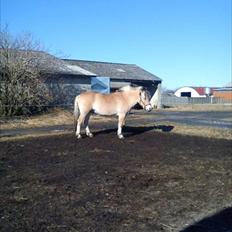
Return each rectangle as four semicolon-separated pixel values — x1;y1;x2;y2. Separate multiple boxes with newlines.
117;114;126;139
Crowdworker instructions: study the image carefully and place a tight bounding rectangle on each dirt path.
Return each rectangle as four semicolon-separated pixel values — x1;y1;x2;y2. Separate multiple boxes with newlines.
136;111;232;129
1;129;232;232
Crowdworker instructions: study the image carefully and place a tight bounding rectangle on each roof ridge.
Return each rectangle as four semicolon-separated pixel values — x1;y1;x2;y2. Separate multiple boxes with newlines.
62;58;135;66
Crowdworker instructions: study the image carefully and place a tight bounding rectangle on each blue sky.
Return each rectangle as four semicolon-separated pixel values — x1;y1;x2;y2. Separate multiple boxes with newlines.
1;0;231;89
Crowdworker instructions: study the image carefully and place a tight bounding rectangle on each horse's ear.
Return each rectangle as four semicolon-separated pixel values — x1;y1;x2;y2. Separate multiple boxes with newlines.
131;83;138;88
138;86;143;96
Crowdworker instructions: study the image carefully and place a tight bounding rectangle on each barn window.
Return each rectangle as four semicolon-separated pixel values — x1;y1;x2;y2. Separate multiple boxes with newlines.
91;77;110;94
181;92;191;97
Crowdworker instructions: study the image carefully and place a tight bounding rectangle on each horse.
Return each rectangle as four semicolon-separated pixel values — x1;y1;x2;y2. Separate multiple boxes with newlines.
73;85;152;139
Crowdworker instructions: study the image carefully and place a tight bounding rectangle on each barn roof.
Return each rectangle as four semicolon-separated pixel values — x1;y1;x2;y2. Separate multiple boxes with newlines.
1;49;162;81
192;87;206;95
213;87;232;92
62;59;161;82
23;52;95;76
0;49;95;76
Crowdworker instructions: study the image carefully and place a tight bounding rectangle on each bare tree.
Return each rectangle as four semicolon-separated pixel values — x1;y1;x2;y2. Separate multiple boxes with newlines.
0;26;61;116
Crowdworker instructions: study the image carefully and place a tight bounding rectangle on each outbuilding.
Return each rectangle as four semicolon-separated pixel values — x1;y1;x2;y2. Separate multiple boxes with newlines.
64;59;161;91
174;86;214;98
48;58;162;106
4;49;162;107
212;87;232;101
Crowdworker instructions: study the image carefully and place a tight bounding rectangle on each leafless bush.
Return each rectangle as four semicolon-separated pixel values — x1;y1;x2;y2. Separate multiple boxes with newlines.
0;26;55;116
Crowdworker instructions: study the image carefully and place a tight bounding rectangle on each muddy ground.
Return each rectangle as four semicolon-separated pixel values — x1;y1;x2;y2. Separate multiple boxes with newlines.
0;126;232;232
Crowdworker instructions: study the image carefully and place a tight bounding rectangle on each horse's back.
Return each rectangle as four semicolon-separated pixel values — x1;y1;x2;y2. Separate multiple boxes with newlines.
77;91;124;115
77;91;107;103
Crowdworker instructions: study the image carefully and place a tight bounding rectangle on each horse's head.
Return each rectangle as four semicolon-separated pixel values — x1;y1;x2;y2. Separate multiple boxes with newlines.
138;87;152;112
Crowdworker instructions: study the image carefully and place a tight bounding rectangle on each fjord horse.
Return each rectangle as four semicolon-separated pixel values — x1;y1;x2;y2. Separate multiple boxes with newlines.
74;85;152;139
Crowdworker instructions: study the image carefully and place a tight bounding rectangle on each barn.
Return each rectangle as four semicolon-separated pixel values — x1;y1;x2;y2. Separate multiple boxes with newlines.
2;49;162;107
212;87;232;101
47;58;162;106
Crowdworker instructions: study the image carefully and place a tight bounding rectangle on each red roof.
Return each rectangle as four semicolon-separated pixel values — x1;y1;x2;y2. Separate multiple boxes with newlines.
193;87;205;95
191;87;219;95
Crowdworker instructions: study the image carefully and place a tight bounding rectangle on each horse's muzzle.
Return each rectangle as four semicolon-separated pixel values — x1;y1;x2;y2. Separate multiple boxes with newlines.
145;104;152;112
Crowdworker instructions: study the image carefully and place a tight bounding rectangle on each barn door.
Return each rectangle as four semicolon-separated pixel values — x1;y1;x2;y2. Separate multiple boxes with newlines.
91;77;110;94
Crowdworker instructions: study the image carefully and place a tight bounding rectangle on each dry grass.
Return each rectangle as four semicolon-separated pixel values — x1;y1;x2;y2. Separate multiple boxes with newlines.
1;108;231;142
0;108;73;130
1;119;231;142
1;105;231;130
0;109;112;130
0;108;117;130
152;121;232;140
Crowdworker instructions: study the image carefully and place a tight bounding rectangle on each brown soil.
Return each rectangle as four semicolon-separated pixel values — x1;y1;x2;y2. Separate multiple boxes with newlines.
0;127;232;232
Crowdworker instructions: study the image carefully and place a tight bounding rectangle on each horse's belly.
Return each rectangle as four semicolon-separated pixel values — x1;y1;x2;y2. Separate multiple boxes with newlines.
93;105;117;116
93;108;117;116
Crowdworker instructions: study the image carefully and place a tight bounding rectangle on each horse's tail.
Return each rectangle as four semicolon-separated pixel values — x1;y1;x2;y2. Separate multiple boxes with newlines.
74;95;80;132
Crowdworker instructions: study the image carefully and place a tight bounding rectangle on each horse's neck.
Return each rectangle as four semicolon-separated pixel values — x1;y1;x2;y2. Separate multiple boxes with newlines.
122;90;139;107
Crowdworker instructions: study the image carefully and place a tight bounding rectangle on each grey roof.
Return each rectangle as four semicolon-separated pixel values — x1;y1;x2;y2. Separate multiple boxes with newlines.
24;51;95;76
1;49;161;81
213;87;232;91
62;59;161;82
0;49;94;76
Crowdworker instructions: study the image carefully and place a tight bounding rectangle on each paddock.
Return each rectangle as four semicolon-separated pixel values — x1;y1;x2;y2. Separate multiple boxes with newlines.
0;125;231;232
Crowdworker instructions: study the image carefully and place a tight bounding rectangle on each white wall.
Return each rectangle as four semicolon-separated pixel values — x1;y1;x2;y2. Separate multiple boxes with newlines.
150;83;162;108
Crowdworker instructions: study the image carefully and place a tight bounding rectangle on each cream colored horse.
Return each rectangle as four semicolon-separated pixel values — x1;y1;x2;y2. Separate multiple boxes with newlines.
74;85;152;139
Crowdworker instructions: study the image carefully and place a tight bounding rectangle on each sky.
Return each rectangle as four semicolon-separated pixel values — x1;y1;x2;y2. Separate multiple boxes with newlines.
1;0;231;89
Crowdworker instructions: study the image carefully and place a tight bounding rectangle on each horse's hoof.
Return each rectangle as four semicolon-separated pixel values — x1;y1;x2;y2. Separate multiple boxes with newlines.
87;133;93;138
118;134;124;139
76;134;82;139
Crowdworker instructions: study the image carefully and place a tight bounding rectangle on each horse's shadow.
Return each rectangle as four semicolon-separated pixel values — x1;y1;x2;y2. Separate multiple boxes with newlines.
180;207;232;232
94;124;174;137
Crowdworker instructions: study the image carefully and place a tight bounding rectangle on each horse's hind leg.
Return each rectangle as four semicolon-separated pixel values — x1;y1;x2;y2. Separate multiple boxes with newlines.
76;113;86;139
84;112;93;138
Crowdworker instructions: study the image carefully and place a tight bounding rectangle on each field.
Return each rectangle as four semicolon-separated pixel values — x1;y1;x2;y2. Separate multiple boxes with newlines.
1;120;232;231
1;107;232;231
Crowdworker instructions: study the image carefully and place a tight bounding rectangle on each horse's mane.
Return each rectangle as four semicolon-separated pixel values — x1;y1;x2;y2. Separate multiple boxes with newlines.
118;85;142;92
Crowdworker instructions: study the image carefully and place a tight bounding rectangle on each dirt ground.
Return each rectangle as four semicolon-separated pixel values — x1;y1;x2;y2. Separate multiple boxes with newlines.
1;126;232;232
